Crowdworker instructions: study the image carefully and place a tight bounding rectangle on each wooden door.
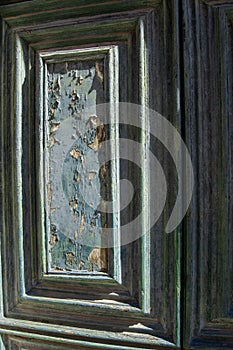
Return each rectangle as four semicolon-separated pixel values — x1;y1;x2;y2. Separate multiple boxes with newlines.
0;0;232;349
183;1;233;348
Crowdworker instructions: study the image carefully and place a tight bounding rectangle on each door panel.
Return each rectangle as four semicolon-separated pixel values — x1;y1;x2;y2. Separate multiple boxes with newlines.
0;0;181;349
183;0;233;348
1;0;233;349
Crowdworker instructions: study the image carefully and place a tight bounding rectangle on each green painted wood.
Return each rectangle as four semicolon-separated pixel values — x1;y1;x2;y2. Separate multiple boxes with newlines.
0;0;182;349
17;18;137;43
183;0;233;348
46;59;107;273
1;332;178;350
0;0;161;30
0;0;161;18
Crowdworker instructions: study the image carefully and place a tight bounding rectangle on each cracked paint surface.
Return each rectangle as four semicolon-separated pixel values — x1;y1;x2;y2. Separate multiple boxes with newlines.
47;60;108;273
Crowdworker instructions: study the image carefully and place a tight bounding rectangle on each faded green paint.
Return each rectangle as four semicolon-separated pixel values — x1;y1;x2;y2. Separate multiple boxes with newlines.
0;0;189;348
47;60;107;272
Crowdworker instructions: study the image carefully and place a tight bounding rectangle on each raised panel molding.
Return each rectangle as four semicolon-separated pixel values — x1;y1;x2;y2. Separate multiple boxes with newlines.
203;0;233;7
0;0;181;349
0;334;174;350
183;0;233;348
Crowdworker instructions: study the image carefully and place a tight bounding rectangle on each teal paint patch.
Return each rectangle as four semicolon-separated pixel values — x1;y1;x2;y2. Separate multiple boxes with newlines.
47;59;107;273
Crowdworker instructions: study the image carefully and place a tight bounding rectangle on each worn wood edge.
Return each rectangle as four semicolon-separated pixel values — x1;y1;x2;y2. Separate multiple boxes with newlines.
27;287;138;306
108;46;121;283
9;296;158;327
40;46;111;62
0;318;178;349
31;39;130;54
202;0;233;7
0;0;161;18
15;32;26;298
20;293;143;314
15;14;133;51
7;296;173;339
138;17;151;315
30;34;130;52
16;15;138;38
1;22;22;313
13;11;149;33
14;19;138;50
0;332;178;350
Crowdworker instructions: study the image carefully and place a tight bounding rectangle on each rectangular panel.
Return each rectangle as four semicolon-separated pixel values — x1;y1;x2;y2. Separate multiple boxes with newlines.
0;1;181;348
46;59;108;273
183;0;233;347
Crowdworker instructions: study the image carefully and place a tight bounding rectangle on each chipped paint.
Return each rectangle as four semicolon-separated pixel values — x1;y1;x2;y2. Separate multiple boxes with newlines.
47;60;108;272
88;248;108;272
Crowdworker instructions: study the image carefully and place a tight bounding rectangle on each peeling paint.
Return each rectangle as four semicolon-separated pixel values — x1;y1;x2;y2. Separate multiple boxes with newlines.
88;248;108;272
47;60;108;272
70;148;80;160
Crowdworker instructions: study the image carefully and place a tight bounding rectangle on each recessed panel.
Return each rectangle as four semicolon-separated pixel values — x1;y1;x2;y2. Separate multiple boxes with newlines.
46;58;109;273
0;1;181;346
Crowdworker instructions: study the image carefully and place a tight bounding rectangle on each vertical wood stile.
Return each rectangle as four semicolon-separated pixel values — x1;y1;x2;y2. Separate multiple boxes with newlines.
139;18;151;314
15;35;25;296
37;56;47;274
0;17;5;318
219;7;233;314
109;46;121;283
174;0;181;346
28;46;37;287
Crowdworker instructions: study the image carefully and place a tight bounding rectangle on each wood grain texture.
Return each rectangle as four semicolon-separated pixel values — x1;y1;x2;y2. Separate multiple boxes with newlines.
0;0;33;4
203;0;233;7
1;334;177;350
0;0;181;349
183;0;233;348
0;0;160;29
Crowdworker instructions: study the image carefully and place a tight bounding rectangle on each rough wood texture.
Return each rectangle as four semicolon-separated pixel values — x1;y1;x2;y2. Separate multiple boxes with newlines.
0;0;233;350
1;333;176;350
0;0;181;349
203;0;233;6
183;0;233;348
1;0;232;349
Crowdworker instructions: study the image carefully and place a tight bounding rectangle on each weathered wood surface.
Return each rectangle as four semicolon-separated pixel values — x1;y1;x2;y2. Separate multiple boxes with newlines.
1;0;232;349
183;0;233;348
0;0;181;348
46;60;107;273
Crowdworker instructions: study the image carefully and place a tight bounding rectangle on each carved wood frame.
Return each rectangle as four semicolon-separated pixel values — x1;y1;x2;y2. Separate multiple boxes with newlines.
0;0;181;349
